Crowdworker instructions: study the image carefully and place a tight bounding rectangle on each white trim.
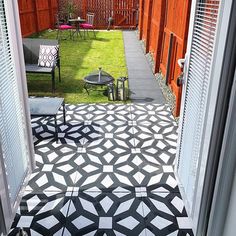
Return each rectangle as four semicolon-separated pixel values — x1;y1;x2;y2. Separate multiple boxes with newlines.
192;0;233;233
175;0;197;215
0;0;35;233
175;0;232;234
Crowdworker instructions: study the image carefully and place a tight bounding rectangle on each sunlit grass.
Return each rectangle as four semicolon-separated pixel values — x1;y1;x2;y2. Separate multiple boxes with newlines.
27;30;128;103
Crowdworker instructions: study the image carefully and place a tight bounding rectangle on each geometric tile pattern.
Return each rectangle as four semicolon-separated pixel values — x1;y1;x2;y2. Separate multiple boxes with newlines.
9;103;193;236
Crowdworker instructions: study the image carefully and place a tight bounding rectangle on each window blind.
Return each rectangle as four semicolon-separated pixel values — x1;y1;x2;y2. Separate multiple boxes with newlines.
177;0;220;213
0;0;29;204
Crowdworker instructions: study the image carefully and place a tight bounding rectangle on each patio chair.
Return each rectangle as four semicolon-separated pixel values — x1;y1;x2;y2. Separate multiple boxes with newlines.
23;38;61;93
80;13;96;38
56;14;74;40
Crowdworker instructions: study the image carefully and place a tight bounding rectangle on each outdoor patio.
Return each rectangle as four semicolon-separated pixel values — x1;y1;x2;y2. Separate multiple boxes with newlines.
9;103;193;235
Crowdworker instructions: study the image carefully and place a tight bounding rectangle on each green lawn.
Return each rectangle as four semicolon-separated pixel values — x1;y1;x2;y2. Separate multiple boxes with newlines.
27;30;128;103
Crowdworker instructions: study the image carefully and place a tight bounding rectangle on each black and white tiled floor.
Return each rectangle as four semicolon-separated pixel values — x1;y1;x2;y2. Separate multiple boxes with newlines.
9;104;193;236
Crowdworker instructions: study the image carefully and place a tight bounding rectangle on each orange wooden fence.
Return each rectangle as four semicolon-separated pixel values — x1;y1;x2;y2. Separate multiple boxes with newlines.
19;0;138;36
61;0;139;29
18;0;58;37
139;0;191;116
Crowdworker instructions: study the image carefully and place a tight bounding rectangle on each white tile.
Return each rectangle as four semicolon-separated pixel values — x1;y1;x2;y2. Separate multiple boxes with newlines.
72;216;94;230
80;198;98;216
156;141;166;149
159;153;170;164
105;133;114;139
83;164;99;173
166;175;178;188
117;216;139;230
171;196;184;213
104;140;114;149
36;198;63;215
154;134;163;139
17;216;34;228
177;217;192;229
103;153;114;163
35;174;48;187
150;198;173;216
42;164;54;172
163;165;174;173
57;164;74;172
117;165;133;173
99;217;113;229
84;121;92;125
26;195;41;212
143;165;159;173
101;175;114;188
103;165;113;172
107;110;115;115
82;173;101;186
100;196;113;213
151;216;172;230
37;215;59;229
77;147;86;153
131;148;141;154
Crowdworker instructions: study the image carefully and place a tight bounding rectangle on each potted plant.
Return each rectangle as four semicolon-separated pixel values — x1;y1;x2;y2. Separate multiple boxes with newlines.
66;0;75;20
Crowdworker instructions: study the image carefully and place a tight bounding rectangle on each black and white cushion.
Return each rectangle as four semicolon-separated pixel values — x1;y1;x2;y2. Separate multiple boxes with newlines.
38;45;59;68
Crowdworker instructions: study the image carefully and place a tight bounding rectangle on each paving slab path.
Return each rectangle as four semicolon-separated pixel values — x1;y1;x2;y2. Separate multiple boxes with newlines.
123;30;166;103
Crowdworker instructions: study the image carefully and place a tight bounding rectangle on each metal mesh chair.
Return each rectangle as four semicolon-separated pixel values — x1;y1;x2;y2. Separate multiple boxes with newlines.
56;14;74;40
80;13;96;38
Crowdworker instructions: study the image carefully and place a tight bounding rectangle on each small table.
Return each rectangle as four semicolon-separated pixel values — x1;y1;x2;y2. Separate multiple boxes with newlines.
69;18;86;39
29;97;66;141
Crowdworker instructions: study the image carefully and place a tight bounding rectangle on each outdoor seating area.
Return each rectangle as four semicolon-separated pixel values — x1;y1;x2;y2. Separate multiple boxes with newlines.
26;30;127;104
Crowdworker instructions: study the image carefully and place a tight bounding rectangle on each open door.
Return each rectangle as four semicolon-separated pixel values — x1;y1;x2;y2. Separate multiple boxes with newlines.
175;0;234;234
0;0;34;234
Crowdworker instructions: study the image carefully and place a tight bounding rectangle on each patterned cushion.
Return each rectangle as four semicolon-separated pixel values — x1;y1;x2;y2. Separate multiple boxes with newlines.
38;45;59;68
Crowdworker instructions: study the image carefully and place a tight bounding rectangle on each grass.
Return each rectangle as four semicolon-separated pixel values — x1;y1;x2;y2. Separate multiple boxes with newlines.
27;30;128;104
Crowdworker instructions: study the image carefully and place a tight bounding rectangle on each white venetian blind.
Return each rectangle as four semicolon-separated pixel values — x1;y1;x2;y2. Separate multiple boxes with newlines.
0;0;29;203
177;0;220;213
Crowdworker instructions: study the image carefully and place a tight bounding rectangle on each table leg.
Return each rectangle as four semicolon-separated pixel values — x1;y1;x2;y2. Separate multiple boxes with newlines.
54;115;58;141
63;101;66;125
84;83;89;95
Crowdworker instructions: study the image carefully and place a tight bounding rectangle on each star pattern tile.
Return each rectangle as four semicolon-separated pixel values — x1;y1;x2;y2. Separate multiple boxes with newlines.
10;103;193;236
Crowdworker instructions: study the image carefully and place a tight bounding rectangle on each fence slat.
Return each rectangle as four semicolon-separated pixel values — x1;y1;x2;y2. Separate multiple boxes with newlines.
19;0;138;36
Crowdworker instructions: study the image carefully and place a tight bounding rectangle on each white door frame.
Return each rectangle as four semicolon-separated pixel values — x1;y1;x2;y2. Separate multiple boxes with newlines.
175;0;234;234
0;0;35;234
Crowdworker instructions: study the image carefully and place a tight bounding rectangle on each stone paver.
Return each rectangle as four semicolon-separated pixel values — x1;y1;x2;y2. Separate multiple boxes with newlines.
123;31;166;104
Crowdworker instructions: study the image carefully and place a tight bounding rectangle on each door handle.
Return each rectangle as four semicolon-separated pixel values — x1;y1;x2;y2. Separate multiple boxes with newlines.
178;58;185;68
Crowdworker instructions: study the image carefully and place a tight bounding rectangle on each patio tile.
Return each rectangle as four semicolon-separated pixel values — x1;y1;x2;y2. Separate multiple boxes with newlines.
62;191;146;236
140;192;194;235
35;143;81;165
25;155;83;193
16;102;193;235
64;104;93;123
72;153;141;192
86;104;133;123
9;192;70;236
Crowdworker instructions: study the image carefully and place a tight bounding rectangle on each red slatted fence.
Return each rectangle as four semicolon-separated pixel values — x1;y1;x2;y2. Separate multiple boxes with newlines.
139;0;191;116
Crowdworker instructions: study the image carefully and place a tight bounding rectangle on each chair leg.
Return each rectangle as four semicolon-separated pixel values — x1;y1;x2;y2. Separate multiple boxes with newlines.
93;28;96;38
52;70;55;93
58;60;61;82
